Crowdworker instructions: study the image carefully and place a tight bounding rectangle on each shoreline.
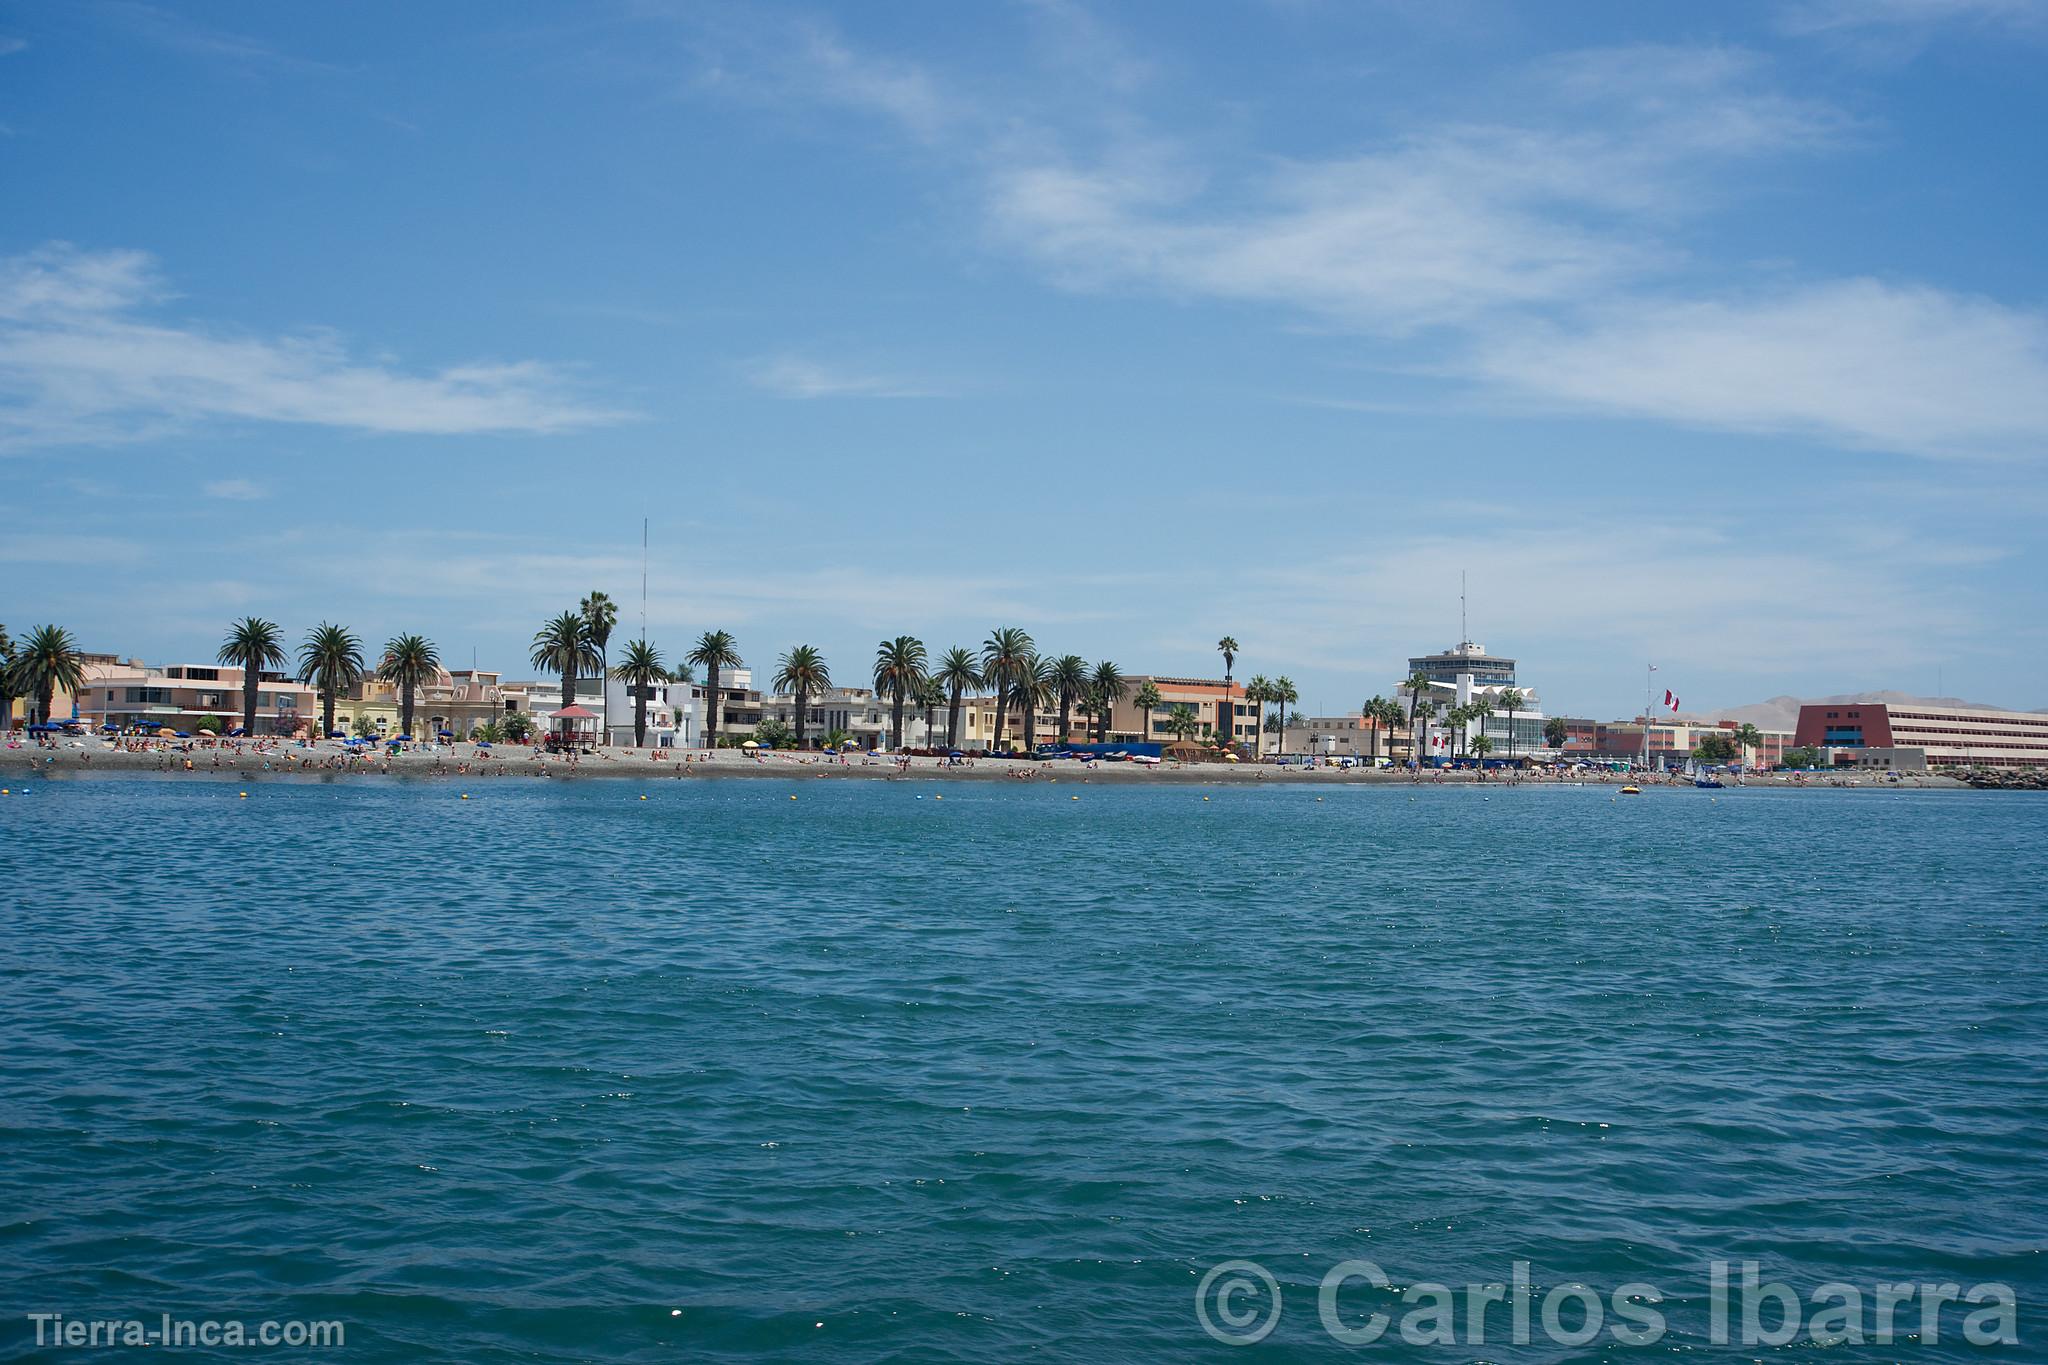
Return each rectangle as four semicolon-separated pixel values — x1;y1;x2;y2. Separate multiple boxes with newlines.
0;740;1972;789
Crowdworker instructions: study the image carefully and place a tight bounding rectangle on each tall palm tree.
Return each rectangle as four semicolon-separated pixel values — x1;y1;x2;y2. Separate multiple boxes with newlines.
872;635;928;751
1497;687;1525;764
218;617;287;737
581;592;619;694
1087;660;1124;743
1049;654;1089;743
914;676;946;749
378;634;441;739
1132;681;1163;741
611;638;670;748
10;624;85;727
687;630;743;750
0;624;20;732
1215;636;1239;745
1361;693;1390;763
1269;676;1299;754
979;627;1034;754
532;610;602;713
1243;675;1270;756
1164;704;1201;742
1734;722;1764;768
773;645;831;751
935;646;981;751
1402;670;1435;763
296;623;364;739
1016;654;1056;750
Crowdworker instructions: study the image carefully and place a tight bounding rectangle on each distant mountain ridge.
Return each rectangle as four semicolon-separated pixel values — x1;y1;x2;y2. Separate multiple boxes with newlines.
1691;692;2047;733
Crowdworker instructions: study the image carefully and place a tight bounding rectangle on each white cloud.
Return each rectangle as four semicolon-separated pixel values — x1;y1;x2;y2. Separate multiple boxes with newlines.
203;478;267;501
0;36;27;57
1471;280;2048;458
0;243;628;451
744;355;946;400
1781;0;2048;37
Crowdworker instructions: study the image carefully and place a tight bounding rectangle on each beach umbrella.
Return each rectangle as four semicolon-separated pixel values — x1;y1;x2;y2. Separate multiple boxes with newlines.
476;741;492;748
740;739;759;749
396;734;414;742
948;750;964;758
100;723;118;731
437;729;454;738
175;731;190;738
157;727;176;737
328;729;348;738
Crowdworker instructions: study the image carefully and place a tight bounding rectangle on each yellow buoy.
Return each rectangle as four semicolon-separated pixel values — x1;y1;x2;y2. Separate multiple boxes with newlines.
238;791;248;798
1071;795;1079;800
639;794;647;801
790;794;798;801
461;793;469;800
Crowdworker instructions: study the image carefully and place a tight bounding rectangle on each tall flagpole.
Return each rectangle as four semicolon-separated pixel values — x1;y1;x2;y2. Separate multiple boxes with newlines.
1644;662;1657;770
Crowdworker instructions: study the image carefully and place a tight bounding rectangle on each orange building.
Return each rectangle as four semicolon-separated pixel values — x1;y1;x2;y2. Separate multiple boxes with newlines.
1097;675;1252;746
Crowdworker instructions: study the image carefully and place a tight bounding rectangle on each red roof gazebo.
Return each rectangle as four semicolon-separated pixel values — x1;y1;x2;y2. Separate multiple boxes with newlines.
549;703;600;750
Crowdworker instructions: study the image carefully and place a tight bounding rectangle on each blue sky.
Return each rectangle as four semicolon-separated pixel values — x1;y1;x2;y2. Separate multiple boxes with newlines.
3;0;2045;718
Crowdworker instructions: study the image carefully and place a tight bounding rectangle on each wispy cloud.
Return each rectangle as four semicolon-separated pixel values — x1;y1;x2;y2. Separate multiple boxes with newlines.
202;478;267;501
744;354;947;400
0;244;629;451
689;26;2048;462
1781;0;2048;38
95;1;339;75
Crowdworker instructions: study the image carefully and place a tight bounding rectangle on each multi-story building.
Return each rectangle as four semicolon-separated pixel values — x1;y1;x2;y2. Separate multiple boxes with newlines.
1097;676;1252;748
1293;714;1399;761
1397;641;1554;762
677;668;761;745
76;660;319;736
1794;701;2048;769
1556;717;1794;769
343;668;533;739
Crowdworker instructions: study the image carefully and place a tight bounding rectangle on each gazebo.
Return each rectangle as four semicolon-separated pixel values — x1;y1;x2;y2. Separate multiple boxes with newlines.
548;704;600;751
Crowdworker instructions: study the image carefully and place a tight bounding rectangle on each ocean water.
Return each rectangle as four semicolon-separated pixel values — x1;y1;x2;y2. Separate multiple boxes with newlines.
2;776;2043;1362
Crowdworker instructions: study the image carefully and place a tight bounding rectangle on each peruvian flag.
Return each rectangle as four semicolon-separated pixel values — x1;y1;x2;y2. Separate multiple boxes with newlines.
1665;689;1680;713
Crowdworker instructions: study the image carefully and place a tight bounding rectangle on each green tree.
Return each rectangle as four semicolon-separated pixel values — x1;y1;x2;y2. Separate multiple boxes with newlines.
1470;735;1493;764
935;646;982;751
1361;694;1392;763
1163;703;1201;742
1402;670;1434;762
1049;654;1089;744
1694;732;1739;765
821;726;854;753
1014;653;1056;749
1733;722;1764;767
193;715;222;735
1544;715;1569;751
581;591;618;695
1269;676;1299;753
1216;636;1238;744
1132;681;1163;740
351;712;382;739
753;717;795;750
532;610;601;712
502;711;535;743
1243;676;1270;756
687;630;743;751
473;718;505;743
611;638;670;748
9;624;85;727
378;634;440;739
773;645;831;751
1780;744;1821;769
1497;687;1526;763
0;624;18;733
979;627;1034;753
296;623;365;739
914;675;947;749
219;617;287;737
1088;660;1125;743
872;635;928;751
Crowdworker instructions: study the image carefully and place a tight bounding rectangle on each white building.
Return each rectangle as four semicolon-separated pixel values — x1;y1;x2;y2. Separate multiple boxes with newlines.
1397;640;1555;763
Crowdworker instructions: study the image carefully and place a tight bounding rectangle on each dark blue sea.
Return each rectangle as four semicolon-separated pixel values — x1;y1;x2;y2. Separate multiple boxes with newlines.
2;777;2043;1361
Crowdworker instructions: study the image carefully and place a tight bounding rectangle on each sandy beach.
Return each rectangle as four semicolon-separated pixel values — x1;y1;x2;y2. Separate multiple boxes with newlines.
0;737;1969;789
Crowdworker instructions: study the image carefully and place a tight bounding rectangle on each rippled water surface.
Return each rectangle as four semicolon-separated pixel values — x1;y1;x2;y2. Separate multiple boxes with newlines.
3;777;2044;1361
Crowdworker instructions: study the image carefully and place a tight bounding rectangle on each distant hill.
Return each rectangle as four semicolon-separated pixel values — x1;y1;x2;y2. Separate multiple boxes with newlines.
1692;692;2044;733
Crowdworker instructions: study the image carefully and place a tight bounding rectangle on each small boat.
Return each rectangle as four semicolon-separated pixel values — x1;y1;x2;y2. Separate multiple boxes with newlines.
1693;777;1725;789
1619;784;1642;795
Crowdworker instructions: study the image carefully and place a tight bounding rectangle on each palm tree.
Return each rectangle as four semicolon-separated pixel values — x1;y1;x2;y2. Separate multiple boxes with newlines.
473;718;505;743
1132;681;1163;741
1498;687;1525;764
1361;694;1390;764
872;635;928;751
687;630;743;751
9;624;85;727
1016;654;1056;750
1048;654;1089;743
1087;660;1124;743
1734;722;1764;769
773;645;831;751
979;627;1034;754
1470;735;1494;765
296;623;364;739
1243;675;1270;756
531;610;600;719
914;676;946;749
378;634;441;738
1216;636;1239;745
611;638;670;748
821;726;854;753
0;624;17;733
1270;676;1299;754
1163;703;1201;742
935;646;982;751
1402;670;1435;762
581;591;618;690
218;617;287;737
